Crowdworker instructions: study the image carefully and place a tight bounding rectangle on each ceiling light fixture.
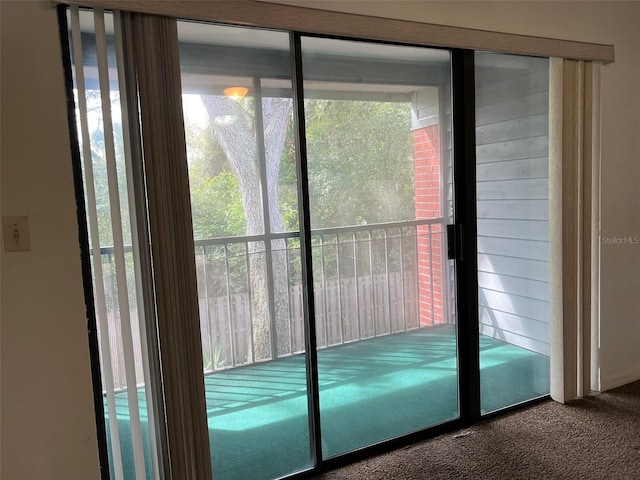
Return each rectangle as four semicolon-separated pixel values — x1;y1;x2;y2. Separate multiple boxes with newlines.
223;86;249;100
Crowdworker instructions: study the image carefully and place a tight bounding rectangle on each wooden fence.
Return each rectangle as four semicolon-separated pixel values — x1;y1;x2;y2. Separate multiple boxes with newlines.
198;270;420;372
97;222;445;391
102;269;420;390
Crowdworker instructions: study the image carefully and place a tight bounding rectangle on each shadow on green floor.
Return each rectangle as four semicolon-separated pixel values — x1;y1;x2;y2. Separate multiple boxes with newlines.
104;325;549;480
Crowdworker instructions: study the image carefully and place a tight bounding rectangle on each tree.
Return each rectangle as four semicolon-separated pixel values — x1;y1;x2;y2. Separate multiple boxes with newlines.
304;99;414;228
195;94;416;362
186;118;245;239
201;94;294;361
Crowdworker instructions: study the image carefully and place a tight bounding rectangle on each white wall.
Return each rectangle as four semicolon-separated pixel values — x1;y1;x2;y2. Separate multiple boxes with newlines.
1;1;100;479
2;1;638;479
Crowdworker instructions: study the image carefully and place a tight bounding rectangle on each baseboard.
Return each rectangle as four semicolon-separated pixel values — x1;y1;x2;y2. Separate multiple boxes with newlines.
599;366;640;392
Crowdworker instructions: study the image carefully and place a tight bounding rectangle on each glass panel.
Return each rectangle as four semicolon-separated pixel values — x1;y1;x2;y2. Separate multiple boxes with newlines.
178;22;311;479
301;37;457;458
475;52;550;413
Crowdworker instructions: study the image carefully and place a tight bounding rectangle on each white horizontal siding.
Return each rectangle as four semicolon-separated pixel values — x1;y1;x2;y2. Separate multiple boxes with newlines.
475;67;549;107
477;218;548;241
476;112;548;145
480;322;550;356
475;54;549;356
476;136;548;163
477;253;549;282
479;289;549;322
477;199;548;220
479;306;549;343
476;91;549;125
477;271;548;302
477;178;548;200
477;236;548;261
477;157;548;181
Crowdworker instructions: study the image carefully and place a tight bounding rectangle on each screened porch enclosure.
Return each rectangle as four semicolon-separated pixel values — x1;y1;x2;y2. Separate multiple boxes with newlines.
104;326;548;480
99;220;549;391
102;221;442;385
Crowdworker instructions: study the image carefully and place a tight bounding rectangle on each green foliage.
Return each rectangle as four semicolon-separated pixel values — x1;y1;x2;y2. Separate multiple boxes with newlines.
277;122;300;231
304;99;415;229
190;169;245;239
83;91;132;248
186;117;246;239
187;97;416;237
204;340;226;371
185;117;229;177
89;93;417;246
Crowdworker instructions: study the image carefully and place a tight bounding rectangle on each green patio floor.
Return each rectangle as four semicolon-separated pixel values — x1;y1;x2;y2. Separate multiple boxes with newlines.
105;325;549;480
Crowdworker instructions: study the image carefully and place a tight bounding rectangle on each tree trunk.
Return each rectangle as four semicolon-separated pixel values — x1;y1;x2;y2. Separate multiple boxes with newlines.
201;95;293;363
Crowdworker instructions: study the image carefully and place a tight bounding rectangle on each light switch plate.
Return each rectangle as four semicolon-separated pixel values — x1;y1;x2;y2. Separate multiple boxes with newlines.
3;216;31;252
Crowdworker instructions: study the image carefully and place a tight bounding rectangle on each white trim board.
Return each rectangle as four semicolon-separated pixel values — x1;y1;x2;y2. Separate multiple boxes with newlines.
59;0;614;62
598;366;640;392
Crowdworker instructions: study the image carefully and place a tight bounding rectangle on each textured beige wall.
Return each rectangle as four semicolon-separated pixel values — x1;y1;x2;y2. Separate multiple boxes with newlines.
1;1;100;479
1;1;638;479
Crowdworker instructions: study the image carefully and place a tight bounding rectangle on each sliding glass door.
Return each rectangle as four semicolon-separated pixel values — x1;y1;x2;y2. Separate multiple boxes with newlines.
299;37;457;457
474;53;551;413
176;24;458;475
64;8;551;479
178;22;312;480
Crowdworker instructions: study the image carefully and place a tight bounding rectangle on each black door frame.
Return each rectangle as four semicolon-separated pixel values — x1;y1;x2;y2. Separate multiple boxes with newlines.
59;7;492;477
289;34;482;475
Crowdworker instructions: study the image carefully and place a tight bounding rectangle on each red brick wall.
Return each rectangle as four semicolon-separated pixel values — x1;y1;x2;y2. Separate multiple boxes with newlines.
413;124;444;325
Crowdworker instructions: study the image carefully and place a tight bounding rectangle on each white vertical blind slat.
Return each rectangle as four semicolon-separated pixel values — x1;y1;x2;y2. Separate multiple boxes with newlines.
70;7;125;480
590;63;602;392
581;62;602;394
94;8;147;479
580;62;592;397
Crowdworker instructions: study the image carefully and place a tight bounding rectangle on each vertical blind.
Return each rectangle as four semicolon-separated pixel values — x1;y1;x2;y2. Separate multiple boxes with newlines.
70;7;149;479
549;58;602;403
69;6;213;478
129;11;213;479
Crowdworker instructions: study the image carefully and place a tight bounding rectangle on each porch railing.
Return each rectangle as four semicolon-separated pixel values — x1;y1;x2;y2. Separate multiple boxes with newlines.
97;219;445;390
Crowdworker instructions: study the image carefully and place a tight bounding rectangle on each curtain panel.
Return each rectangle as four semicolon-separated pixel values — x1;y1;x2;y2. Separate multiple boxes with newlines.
128;11;213;479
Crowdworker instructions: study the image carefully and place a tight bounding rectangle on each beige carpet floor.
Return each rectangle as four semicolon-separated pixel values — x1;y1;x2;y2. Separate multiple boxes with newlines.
313;380;640;479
